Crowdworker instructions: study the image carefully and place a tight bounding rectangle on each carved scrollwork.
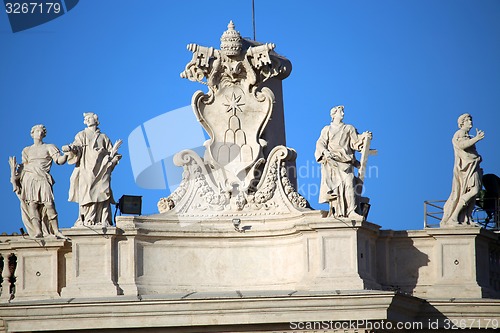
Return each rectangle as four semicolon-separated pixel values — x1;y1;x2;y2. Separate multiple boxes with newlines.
180;44;214;85
180;22;289;95
158;149;232;214
240;146;308;211
281;166;308;209
158;168;190;213
253;162;278;204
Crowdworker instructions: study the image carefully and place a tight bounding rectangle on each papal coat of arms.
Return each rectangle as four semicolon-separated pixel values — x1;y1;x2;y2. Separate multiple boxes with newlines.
158;22;307;216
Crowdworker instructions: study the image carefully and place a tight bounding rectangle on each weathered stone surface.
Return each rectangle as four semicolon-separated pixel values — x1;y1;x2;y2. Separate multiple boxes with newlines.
8;124;68;239
315;105;375;220
158;22;305;216
64;112;122;228
441;113;485;227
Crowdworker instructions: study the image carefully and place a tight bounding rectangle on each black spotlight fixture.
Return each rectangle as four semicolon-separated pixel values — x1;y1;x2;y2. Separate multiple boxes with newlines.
118;195;142;215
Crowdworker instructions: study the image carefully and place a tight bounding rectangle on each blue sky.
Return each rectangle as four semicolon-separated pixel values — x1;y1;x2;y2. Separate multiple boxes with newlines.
1;0;499;234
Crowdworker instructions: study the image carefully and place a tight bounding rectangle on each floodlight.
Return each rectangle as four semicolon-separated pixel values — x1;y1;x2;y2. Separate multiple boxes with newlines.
118;195;142;215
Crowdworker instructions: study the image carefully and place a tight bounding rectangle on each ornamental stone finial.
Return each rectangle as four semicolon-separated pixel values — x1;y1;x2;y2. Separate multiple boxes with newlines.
220;20;242;56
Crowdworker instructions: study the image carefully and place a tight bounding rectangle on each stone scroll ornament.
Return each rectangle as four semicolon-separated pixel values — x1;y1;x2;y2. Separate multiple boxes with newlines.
9;125;68;239
158;21;308;215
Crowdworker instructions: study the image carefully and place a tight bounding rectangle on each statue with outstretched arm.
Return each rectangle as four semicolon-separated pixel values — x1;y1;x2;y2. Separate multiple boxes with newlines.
441;113;484;227
9;124;68;238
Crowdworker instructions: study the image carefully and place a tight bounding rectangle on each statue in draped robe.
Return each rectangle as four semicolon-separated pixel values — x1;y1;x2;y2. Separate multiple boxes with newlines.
9;124;68;238
63;113;122;227
441;113;484;227
315;106;372;219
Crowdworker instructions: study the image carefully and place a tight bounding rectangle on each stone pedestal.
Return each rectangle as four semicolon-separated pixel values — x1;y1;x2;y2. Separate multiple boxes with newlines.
61;227;120;298
9;237;70;301
115;227;139;296
425;227;498;298
300;212;381;291
116;215;308;294
114;211;381;295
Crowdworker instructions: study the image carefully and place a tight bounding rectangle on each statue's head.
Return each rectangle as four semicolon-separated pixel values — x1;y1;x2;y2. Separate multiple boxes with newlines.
30;124;47;139
83;112;99;127
457;113;472;129
220;21;242;57
330;105;345;119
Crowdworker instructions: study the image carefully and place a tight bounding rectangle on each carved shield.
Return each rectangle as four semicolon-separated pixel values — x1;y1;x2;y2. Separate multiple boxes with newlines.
193;85;273;181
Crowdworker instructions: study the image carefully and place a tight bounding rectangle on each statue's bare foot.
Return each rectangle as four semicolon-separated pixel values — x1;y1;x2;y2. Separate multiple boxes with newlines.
55;232;68;240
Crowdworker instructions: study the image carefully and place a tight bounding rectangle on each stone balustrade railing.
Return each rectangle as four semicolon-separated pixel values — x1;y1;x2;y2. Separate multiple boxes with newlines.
0;251;16;302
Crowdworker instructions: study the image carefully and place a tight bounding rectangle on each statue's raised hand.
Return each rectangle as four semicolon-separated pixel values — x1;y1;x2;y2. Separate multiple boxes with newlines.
475;128;485;141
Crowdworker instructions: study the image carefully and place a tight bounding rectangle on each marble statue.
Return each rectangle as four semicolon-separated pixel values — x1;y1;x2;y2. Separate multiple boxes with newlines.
441;113;484;227
63;112;122;227
315;105;373;219
157;21;307;215
8;124;67;238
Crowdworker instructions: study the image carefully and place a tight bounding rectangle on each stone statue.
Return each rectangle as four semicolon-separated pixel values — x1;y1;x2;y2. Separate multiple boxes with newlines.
441;113;484;227
63;112;122;227
315;105;372;220
8;125;67;238
157;21;308;215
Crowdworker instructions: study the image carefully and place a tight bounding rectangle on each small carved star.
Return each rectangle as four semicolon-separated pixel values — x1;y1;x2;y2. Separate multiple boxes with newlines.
223;92;244;114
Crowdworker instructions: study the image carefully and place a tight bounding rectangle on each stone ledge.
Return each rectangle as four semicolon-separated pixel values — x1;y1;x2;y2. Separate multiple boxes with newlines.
418;299;500;328
0;290;421;332
2;290;499;332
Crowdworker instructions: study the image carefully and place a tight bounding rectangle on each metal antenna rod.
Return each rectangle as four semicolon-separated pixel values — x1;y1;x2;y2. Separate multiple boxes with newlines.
252;0;256;40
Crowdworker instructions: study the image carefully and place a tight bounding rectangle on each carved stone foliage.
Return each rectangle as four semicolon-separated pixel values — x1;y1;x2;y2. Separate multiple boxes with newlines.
157;146;308;216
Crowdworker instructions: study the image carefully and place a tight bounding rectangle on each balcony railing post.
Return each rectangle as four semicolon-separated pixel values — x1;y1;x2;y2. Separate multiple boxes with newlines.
0;253;14;302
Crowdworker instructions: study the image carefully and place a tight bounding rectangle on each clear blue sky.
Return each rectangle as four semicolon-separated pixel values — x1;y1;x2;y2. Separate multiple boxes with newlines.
1;0;499;234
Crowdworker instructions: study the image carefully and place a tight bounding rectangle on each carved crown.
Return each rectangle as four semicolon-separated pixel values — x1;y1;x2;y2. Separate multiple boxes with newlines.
220;21;242;56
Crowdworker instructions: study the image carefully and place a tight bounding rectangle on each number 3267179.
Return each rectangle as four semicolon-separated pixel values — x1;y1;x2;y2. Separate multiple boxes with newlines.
5;2;61;14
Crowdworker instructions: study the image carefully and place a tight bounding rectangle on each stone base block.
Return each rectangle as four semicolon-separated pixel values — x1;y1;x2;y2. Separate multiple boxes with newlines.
9;238;69;301
60;227;120;298
115;212;381;295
